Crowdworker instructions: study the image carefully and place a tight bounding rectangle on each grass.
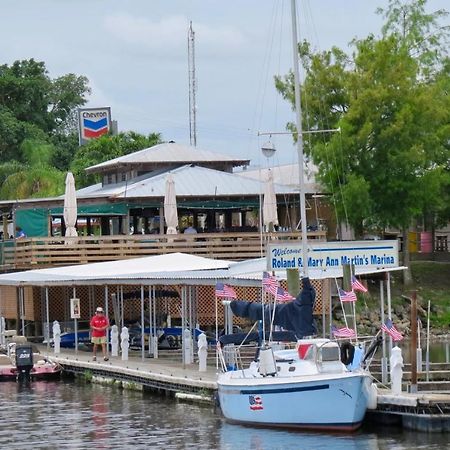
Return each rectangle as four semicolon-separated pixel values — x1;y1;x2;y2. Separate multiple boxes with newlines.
409;261;450;330
359;261;450;334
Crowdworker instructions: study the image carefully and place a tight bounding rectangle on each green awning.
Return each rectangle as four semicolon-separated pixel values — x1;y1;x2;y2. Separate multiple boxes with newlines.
179;200;260;209
50;203;129;216
16;208;48;237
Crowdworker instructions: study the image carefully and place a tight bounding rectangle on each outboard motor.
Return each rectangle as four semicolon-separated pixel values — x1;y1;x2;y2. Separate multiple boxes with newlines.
15;345;33;382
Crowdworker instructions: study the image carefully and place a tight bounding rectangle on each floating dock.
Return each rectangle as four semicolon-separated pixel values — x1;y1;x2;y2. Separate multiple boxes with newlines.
40;346;450;432
367;389;450;432
46;346;218;400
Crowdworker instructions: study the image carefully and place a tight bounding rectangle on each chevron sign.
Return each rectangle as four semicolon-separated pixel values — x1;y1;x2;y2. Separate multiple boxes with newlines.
78;107;112;144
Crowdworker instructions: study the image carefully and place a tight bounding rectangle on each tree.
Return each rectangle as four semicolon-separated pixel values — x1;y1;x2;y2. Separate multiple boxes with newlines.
0;139;65;199
0;58;90;165
377;0;449;77
275;0;449;285
70;131;162;187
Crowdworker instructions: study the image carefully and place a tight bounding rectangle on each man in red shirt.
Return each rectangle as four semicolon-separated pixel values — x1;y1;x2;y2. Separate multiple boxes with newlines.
90;306;109;361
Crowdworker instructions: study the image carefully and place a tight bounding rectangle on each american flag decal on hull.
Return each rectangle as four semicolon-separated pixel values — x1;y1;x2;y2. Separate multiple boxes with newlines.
249;395;264;411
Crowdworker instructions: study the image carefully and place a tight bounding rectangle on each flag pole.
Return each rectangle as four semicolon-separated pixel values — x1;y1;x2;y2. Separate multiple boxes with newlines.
334;278;349;330
215;290;219;370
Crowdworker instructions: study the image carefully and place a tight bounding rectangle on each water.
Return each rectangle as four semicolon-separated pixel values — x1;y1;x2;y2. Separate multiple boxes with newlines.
0;380;448;450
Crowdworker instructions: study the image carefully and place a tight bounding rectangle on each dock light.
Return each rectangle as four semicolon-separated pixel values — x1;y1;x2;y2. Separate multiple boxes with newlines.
261;141;276;159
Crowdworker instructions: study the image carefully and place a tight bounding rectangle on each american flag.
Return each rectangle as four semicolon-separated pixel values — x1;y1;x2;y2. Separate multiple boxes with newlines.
338;288;357;302
262;272;279;295
215;282;237;299
275;287;295;302
351;276;368;293
331;325;356;338
381;319;403;342
248;395;264;411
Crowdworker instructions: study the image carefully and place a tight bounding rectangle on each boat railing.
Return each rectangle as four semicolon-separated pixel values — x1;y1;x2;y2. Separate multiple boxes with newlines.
218;343;258;372
218;339;299;373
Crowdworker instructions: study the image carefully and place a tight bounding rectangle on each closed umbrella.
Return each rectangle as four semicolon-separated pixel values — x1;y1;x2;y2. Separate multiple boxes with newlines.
164;174;178;234
64;172;78;238
263;169;278;231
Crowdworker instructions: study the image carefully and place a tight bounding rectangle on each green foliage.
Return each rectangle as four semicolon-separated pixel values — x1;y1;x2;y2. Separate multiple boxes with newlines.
0;160;24;186
82;369;93;382
0;57;164;199
0;58;90;198
71;131;162;188
0;59;90;133
49;132;80;171
377;0;449;76
275;0;449;237
410;262;450;330
0;139;65;199
0;166;65;199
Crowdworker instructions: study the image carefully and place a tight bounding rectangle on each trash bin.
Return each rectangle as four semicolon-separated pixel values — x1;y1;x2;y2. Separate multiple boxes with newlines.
420;232;432;253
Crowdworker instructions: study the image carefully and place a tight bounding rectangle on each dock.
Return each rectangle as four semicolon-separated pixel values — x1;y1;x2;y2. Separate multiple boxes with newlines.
38;346;450;432
367;389;450;432
42;346;218;401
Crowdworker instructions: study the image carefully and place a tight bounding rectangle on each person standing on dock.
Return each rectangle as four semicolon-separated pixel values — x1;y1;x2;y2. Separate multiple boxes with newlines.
90;307;109;361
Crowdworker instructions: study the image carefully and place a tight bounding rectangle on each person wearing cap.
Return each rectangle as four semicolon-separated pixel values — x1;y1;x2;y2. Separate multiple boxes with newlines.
90;307;110;361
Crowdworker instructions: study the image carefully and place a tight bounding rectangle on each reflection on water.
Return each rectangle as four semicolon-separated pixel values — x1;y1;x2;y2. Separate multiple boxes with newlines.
0;380;448;449
220;422;449;450
381;339;450;364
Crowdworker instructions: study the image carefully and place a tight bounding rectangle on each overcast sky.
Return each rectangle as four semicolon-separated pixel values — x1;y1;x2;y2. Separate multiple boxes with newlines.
1;1;447;168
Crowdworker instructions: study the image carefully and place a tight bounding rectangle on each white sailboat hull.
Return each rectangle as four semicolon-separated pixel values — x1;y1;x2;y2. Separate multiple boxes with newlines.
218;369;371;431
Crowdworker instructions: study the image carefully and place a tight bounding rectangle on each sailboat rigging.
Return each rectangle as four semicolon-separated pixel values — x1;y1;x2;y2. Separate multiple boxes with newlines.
216;0;377;431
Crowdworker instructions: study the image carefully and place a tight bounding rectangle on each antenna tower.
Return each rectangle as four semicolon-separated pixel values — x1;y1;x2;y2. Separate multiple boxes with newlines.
188;21;197;147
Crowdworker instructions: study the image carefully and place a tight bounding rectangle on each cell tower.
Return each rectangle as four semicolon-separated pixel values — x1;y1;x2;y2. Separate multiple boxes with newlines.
188;21;197;147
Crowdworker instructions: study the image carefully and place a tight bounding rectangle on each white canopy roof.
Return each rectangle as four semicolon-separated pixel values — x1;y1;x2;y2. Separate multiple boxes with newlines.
0;252;405;287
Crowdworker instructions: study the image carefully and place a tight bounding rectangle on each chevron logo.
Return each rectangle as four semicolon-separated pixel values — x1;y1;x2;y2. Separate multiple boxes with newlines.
83;117;109;138
79;108;111;142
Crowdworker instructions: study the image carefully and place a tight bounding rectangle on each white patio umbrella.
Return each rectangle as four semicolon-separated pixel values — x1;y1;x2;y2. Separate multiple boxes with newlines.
164;173;178;234
63;172;78;238
263;169;278;231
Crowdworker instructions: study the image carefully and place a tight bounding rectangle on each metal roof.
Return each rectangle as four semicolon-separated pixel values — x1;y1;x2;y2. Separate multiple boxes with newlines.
86;142;250;173
76;165;299;200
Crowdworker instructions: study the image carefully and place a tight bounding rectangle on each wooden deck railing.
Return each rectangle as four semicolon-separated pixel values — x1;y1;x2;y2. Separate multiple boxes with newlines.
0;231;327;270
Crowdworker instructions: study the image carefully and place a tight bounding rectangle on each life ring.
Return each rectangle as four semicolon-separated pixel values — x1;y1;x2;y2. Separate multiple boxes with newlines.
340;341;355;366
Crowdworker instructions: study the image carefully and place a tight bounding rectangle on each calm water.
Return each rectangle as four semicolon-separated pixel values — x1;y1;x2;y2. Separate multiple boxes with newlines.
0;379;448;450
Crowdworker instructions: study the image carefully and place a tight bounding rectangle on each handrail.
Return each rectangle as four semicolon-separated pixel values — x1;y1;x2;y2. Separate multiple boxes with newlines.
0;231;327;270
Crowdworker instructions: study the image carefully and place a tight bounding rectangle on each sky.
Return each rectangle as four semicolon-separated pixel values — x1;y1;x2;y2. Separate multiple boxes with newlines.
1;0;447;169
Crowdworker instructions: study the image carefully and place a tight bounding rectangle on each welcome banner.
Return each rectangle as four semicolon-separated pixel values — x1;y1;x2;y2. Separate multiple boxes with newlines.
267;240;399;271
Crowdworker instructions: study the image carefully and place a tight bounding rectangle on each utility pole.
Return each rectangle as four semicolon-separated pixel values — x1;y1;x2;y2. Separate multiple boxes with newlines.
188;21;197;147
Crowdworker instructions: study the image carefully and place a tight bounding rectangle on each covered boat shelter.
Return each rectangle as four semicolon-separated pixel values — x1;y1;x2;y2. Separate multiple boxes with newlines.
0;251;405;371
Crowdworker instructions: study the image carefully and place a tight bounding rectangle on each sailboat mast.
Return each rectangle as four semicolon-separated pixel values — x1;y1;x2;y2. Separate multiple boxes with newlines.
188;21;197;147
290;0;308;277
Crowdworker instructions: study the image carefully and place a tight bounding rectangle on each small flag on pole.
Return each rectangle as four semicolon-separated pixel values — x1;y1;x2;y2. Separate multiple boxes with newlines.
274;287;295;302
215;282;237;299
331;325;356;338
262;272;279;295
351;276;368;293
381;319;403;341
263;272;279;288
338;288;357;302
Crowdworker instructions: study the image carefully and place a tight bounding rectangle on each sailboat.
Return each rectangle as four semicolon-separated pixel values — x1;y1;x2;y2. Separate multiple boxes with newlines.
216;0;376;431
